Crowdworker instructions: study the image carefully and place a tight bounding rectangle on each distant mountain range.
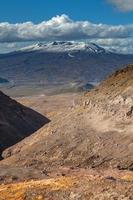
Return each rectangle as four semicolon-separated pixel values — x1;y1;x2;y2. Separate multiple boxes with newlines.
0;41;133;94
19;41;107;53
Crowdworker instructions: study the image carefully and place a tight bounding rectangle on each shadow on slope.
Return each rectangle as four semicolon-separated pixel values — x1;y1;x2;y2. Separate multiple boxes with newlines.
0;91;50;158
2;65;133;171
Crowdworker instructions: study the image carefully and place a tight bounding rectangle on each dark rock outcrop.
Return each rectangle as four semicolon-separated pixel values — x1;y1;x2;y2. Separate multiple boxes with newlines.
0;91;50;158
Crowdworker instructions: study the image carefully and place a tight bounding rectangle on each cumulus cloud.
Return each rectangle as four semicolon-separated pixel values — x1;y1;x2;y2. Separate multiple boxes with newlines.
0;42;34;53
0;15;133;54
108;0;133;11
0;14;133;43
91;38;133;54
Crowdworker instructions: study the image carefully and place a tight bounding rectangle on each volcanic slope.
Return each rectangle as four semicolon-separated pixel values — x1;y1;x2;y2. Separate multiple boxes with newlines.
2;64;133;171
0;91;50;157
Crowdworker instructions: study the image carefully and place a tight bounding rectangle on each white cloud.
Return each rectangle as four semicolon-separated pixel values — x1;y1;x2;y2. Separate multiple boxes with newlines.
0;15;133;54
0;15;132;43
91;38;133;54
109;0;133;11
0;42;34;53
0;43;18;53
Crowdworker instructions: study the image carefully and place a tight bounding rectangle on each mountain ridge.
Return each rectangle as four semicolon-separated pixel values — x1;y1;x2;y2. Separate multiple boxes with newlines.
0;41;133;97
18;41;108;54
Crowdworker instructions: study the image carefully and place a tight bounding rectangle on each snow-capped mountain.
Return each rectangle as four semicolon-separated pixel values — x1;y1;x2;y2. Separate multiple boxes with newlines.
0;41;133;95
19;41;107;54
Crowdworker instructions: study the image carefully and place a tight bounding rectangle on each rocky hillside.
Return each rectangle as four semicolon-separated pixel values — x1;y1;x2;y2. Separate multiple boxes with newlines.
1;169;133;200
0;91;49;157
84;64;133;119
1;64;133;172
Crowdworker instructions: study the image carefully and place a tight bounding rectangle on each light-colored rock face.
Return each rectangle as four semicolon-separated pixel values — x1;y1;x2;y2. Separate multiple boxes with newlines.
83;64;133;120
125;97;133;105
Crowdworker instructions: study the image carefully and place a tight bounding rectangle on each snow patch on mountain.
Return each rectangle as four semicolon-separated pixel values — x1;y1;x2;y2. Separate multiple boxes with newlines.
19;41;109;54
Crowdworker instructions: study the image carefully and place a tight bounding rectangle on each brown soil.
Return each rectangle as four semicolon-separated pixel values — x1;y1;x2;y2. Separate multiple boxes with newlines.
1;65;133;171
1;65;133;199
0;168;133;200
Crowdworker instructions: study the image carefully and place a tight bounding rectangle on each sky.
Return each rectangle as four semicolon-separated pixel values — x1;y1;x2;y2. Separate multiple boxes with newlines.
0;0;133;54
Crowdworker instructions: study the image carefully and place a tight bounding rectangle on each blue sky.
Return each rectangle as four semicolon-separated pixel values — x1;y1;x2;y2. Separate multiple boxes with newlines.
0;0;133;24
0;0;133;54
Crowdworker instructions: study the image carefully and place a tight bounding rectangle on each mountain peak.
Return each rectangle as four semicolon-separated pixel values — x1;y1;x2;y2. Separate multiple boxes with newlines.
19;41;108;54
